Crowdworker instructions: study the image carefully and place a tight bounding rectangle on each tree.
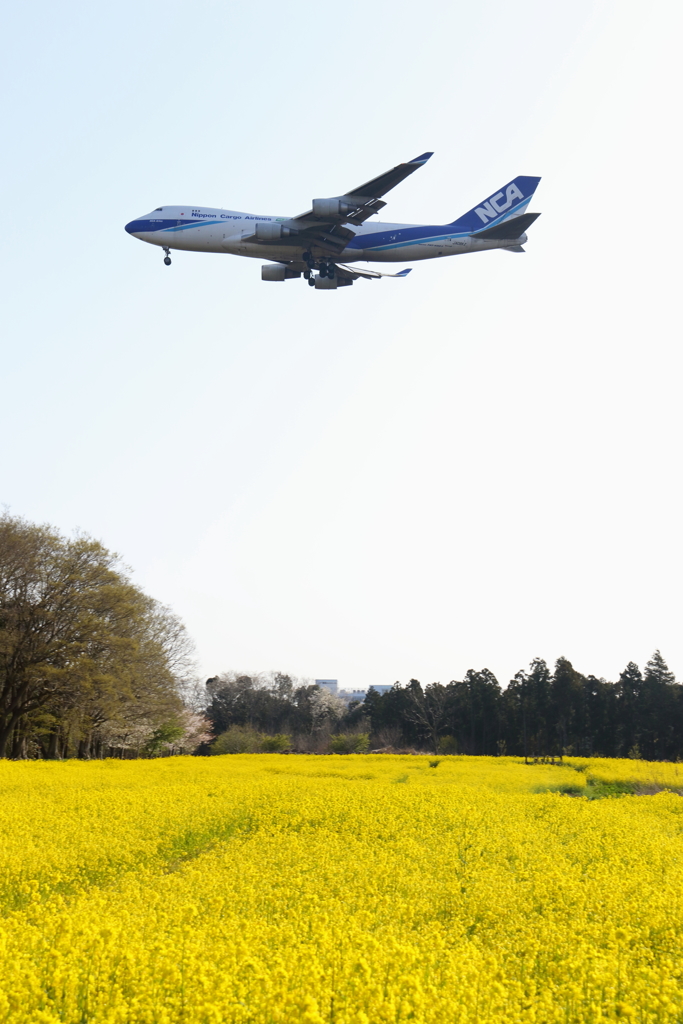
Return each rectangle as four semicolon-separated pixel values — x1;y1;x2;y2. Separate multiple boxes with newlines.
645;650;675;686
522;658;552;757
614;662;643;757
204;673;319;738
640;650;678;759
309;688;346;731
0;513;188;757
404;680;450;753
550;657;585;755
460;669;501;755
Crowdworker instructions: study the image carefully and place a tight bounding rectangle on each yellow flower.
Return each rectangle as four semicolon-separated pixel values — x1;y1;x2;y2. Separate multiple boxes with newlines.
0;754;682;1022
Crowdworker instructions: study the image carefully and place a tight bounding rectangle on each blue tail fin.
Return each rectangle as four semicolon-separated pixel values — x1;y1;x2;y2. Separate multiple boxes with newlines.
450;175;541;232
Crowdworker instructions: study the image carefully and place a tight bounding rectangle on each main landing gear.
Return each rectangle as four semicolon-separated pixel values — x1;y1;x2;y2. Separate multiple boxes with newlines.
163;247;172;266
302;252;336;284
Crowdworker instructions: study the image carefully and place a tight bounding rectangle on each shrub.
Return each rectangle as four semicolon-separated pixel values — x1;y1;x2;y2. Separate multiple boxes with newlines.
330;733;370;754
437;735;458;755
212;726;262;754
260;734;291;753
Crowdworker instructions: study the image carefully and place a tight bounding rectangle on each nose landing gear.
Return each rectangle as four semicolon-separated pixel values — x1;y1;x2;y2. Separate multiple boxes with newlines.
163;247;172;266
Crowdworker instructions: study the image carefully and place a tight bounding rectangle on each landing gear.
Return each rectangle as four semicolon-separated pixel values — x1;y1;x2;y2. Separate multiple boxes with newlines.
302;253;336;284
163;246;172;266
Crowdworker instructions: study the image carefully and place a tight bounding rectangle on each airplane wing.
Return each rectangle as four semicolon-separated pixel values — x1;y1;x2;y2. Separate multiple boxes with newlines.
346;153;434;201
276;153;433;255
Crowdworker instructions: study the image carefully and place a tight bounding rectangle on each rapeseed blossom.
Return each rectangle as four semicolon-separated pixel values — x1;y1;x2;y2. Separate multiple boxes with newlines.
0;755;682;1022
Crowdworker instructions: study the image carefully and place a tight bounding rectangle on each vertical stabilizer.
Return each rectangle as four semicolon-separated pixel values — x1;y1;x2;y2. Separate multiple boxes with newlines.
450;176;541;232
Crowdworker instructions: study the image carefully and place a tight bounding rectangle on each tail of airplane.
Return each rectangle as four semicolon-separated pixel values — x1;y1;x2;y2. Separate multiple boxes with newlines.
450;175;541;233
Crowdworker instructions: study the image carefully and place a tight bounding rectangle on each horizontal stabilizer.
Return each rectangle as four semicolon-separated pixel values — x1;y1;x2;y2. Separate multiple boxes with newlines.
473;212;540;240
502;245;525;253
336;264;413;281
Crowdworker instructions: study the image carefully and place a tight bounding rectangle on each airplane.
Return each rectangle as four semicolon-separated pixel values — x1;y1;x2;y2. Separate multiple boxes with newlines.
124;154;541;290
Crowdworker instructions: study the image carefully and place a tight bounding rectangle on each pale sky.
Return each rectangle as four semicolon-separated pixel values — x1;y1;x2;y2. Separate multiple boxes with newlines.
2;1;682;689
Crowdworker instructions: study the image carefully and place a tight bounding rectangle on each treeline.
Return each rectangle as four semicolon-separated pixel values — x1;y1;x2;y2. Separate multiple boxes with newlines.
5;513;681;762
204;652;683;760
0;513;207;759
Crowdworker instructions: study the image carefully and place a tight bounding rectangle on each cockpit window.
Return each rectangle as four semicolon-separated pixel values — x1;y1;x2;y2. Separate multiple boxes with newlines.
155;207;163;211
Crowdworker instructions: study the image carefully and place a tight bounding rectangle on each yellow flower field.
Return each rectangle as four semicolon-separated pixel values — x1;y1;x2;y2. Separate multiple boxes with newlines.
1;755;682;1023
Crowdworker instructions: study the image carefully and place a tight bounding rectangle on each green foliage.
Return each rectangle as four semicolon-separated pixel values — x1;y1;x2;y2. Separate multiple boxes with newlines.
211;727;263;755
211;727;291;754
143;721;185;757
437;735;458;755
260;734;291;753
0;512;190;759
330;733;370;754
552;783;586;796
585;779;636;800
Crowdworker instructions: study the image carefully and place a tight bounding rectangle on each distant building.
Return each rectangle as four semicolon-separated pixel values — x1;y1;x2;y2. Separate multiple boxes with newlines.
315;679;338;695
367;684;394;696
338;689;367;705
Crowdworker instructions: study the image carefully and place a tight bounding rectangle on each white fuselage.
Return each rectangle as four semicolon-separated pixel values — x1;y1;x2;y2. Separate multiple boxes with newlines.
125;206;526;264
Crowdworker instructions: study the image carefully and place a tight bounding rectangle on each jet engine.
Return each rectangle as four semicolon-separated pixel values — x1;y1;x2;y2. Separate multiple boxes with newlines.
254;222;296;240
314;275;352;289
311;197;359;219
261;263;301;281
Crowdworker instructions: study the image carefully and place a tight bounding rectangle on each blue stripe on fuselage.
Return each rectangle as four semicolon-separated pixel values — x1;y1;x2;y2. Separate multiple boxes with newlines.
126;218;177;233
349;197;530;251
167;219;223;232
125;218;223;234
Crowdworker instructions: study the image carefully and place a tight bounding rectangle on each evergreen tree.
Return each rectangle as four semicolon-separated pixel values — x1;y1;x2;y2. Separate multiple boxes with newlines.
525;658;552;756
551;658;585;755
615;662;643;756
641;651;677;758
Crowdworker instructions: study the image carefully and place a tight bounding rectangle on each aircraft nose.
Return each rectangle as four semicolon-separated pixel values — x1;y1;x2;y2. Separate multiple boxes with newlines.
125;220;138;234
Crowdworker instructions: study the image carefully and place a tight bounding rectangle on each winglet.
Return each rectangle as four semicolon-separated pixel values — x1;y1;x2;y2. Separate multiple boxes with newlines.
408;152;433;164
395;268;412;276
